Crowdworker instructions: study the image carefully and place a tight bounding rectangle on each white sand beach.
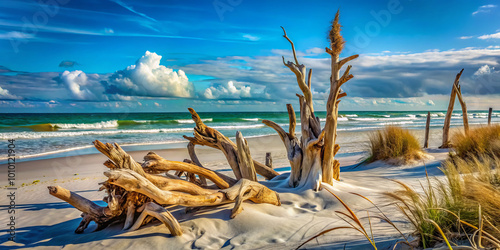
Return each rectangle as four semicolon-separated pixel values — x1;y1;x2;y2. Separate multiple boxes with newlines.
0;128;456;250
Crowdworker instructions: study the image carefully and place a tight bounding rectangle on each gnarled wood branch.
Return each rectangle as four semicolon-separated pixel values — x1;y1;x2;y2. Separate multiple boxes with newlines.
104;169;280;211
142;152;234;189
183;108;278;180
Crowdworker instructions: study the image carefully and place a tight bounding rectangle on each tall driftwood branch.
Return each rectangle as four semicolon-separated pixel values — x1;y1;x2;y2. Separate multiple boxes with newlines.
441;69;464;148
267;10;357;189
322;10;358;184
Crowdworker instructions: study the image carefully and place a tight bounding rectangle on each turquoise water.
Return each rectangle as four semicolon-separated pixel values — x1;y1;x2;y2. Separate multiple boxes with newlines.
0;110;497;162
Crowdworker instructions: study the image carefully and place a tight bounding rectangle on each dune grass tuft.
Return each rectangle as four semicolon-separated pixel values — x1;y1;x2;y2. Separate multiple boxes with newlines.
366;126;423;164
452;124;500;159
387;154;500;248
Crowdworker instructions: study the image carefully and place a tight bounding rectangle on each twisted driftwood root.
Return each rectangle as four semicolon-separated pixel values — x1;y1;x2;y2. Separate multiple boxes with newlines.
48;138;281;236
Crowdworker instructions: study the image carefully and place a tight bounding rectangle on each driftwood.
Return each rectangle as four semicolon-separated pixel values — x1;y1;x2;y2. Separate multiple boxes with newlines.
183;108;278;180
263;11;357;189
47;12;360;238
424;112;431;149
441;69;465;148
48;137;281;236
265;152;273;168
488;108;493;125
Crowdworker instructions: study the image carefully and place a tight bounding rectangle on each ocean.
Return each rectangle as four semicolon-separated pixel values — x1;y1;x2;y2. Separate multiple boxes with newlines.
1;110;498;163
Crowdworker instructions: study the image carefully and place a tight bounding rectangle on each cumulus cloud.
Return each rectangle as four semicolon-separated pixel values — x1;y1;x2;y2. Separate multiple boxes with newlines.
59;70;105;100
203;81;269;99
470;65;500;95
0;86;21;100
105;51;194;98
472;4;497;15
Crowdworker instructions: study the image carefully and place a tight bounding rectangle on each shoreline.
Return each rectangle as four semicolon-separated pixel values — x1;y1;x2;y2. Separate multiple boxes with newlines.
2;122;481;165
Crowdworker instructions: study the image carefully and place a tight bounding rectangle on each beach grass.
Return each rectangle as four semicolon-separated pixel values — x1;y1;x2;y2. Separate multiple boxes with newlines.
387;154;500;248
365;126;423;164
452;124;500;159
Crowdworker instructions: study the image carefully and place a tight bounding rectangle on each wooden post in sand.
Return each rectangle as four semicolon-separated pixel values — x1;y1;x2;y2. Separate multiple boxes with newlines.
424;112;431;148
488;108;493;125
440;69;464;148
265;152;273;169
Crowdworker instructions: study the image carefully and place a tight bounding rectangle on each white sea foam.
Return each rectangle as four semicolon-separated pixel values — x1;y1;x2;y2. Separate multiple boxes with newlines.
242;118;259;121
377;121;414;125
211;124;266;130
54;120;119;129
350;117;378;121
176;118;213;123
344;114;358;117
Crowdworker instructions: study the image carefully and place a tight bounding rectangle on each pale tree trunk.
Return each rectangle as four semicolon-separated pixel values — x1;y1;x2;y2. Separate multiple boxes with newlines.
263;11;358;189
440;69;464;148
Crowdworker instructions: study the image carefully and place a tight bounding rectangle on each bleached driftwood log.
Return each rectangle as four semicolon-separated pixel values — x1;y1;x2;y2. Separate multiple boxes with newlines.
263;11;357;189
48;139;281;236
441;69;464;148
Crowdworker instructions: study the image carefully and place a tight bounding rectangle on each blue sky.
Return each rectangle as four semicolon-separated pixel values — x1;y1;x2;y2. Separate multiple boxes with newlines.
0;0;499;112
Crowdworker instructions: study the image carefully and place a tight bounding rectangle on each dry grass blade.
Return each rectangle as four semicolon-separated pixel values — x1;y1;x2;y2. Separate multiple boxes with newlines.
295;226;352;250
425;219;452;250
350;192;410;244
321;184;377;249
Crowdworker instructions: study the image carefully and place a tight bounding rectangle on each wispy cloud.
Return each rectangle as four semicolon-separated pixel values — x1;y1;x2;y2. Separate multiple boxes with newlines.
242;34;260;41
108;0;158;22
472;4;497;15
459;36;473;40
478;31;500;39
0;31;34;40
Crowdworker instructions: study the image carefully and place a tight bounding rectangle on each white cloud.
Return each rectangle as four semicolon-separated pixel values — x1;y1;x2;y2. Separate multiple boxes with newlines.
106;51;194;98
60;70;105;100
0;86;21;100
473;65;494;77
471;65;500;95
0;31;34;40
459;36;473;40
306;47;325;55
478;32;500;40
203;81;253;99
104;28;114;34
472;4;497;15
242;34;260;41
